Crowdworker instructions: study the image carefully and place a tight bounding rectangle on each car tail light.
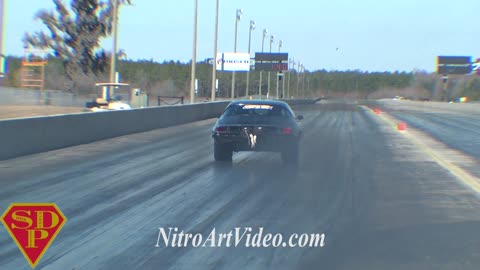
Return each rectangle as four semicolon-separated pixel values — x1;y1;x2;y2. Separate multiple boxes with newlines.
282;127;293;134
215;126;227;133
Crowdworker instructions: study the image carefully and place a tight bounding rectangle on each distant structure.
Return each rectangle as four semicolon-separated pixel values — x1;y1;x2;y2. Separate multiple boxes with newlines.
21;49;48;90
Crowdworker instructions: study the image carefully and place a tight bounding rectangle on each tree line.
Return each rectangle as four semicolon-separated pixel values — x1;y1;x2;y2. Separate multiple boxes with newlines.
4;55;480;100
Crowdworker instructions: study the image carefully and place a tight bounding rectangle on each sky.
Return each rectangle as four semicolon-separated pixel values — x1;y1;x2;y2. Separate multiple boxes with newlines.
2;0;479;72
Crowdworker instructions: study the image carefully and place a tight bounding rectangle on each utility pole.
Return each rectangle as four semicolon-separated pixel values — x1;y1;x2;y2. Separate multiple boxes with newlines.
211;0;220;101
190;0;198;104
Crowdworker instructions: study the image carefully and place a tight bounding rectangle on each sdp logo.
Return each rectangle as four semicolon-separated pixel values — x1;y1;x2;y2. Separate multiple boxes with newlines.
1;203;67;268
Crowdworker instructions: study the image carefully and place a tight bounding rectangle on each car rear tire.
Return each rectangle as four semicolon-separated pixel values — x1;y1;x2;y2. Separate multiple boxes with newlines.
214;143;233;162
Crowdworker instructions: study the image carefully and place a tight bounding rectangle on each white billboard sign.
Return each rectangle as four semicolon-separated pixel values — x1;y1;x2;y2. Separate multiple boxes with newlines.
473;59;480;75
216;52;250;71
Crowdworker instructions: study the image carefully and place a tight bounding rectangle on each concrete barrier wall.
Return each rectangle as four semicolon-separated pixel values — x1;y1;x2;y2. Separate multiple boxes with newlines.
0;101;230;160
283;97;322;106
378;100;480;114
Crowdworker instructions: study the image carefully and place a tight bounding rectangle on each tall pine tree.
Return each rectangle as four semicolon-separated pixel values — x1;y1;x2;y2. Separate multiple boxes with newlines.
23;0;131;81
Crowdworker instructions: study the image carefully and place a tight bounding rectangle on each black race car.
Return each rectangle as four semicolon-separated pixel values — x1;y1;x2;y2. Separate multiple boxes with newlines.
212;100;303;163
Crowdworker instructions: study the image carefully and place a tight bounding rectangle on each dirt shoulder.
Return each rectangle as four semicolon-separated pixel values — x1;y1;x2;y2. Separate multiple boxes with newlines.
0;105;87;120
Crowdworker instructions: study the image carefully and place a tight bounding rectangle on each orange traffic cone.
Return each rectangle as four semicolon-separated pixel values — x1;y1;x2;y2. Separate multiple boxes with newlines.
397;122;407;131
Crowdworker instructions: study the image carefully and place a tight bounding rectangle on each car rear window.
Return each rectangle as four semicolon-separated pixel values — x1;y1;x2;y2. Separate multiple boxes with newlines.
224;104;292;117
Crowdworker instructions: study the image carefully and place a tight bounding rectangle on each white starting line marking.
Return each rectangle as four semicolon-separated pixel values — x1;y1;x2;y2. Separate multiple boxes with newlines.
363;106;480;193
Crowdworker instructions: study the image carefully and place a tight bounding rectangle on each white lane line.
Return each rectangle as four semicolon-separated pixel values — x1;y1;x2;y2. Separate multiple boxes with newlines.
363;106;480;193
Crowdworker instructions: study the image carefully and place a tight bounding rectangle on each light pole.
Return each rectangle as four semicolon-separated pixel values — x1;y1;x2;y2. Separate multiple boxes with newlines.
287;58;294;99
302;65;306;97
307;76;311;97
296;62;301;98
0;0;5;81
109;0;119;99
245;20;255;98
267;34;274;99
231;8;242;99
190;0;198;104
282;66;286;99
258;29;268;98
211;0;220;101
276;40;283;99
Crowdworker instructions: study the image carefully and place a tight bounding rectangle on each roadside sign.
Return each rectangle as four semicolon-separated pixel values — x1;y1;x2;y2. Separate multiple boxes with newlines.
442;75;448;84
255;62;289;72
437;56;472;75
473;59;480;75
216;52;250;71
254;53;289;72
255;53;288;62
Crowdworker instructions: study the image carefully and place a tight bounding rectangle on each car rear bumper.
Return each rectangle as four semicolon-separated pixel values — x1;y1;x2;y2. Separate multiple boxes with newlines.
212;133;299;152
